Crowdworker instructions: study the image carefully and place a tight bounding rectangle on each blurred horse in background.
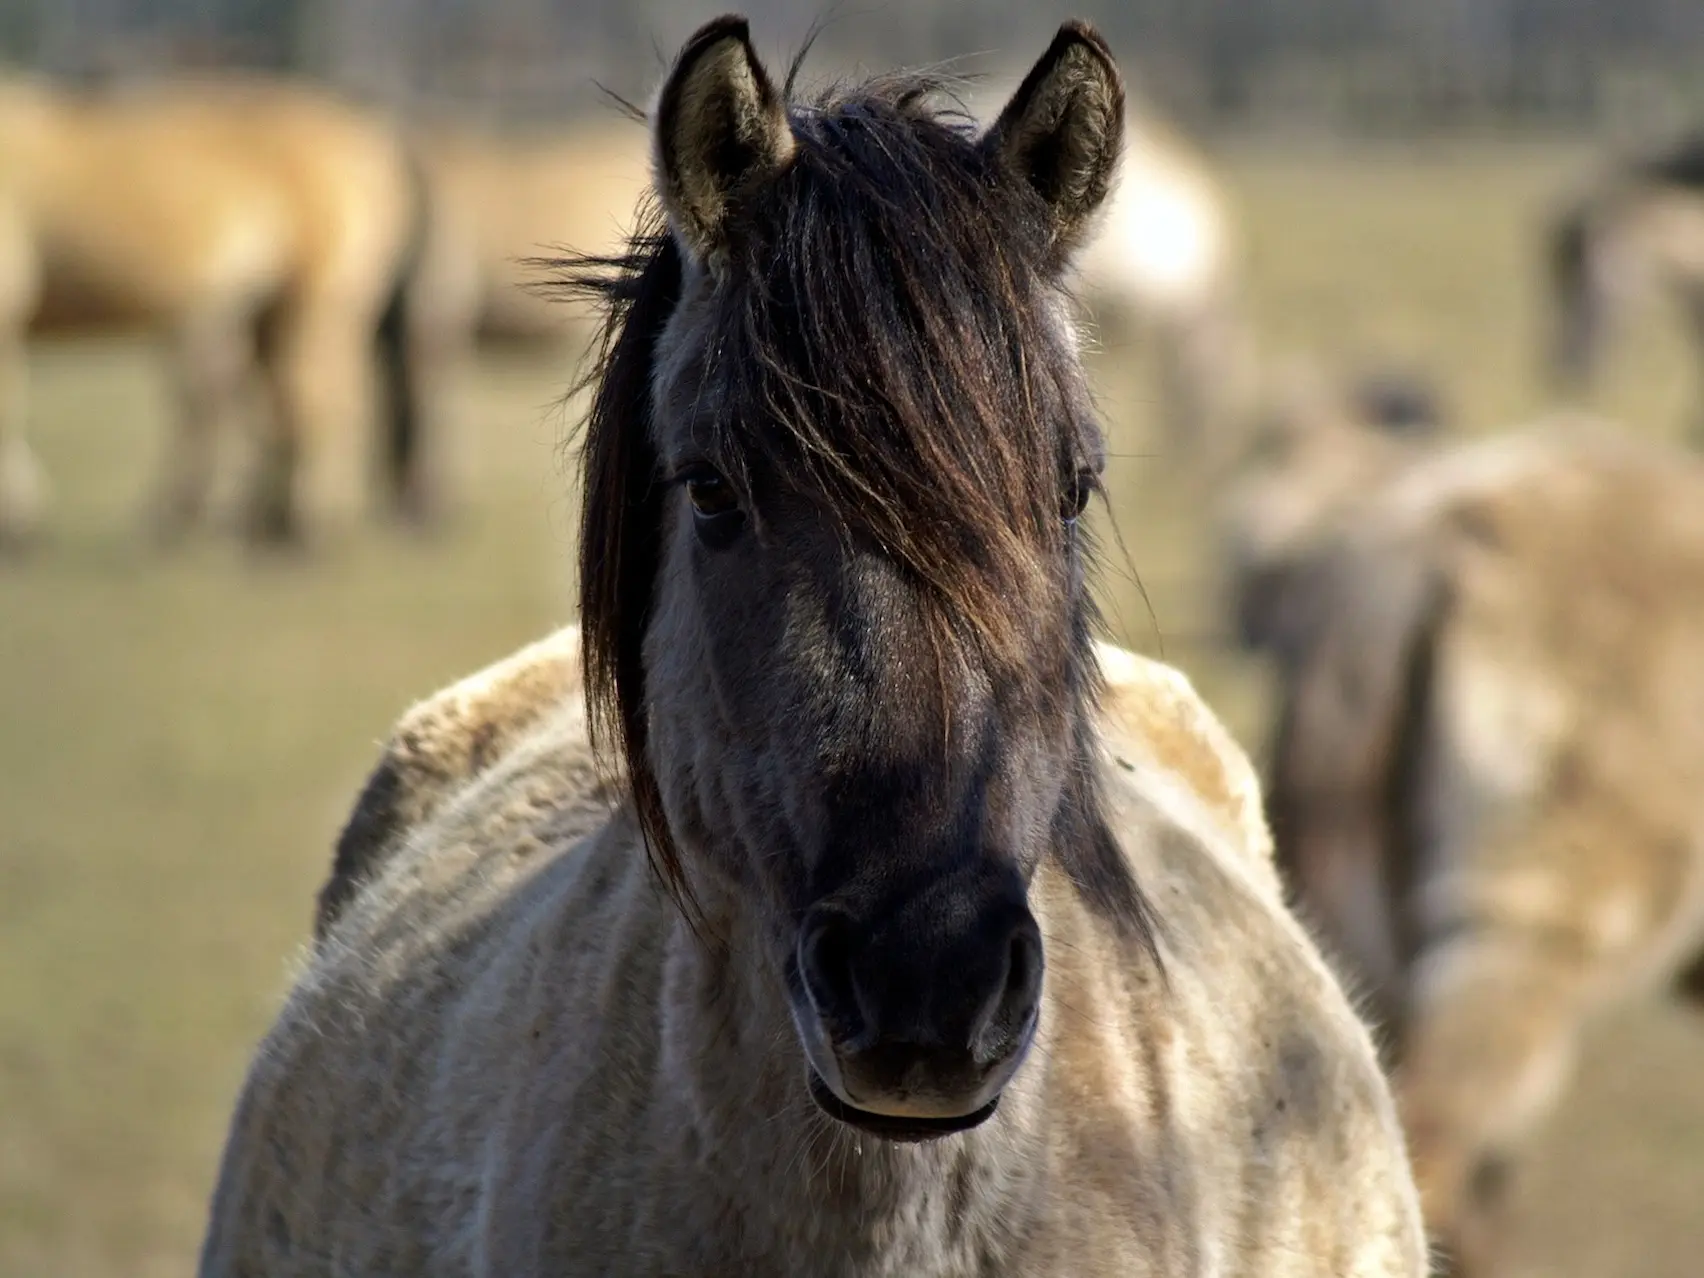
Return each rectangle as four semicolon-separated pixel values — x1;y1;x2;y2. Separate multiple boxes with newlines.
1078;107;1248;463
387;117;650;496
410;120;649;347
0;72;430;549
1221;386;1704;1276
970;75;1247;462
1548;128;1704;439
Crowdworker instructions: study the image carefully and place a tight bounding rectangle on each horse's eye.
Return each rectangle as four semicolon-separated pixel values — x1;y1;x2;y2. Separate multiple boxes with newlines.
1062;467;1097;524
684;470;738;516
679;465;746;546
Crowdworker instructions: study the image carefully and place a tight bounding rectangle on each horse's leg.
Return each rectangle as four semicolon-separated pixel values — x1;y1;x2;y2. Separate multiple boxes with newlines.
1395;922;1599;1277
0;324;48;548
1674;947;1704;1005
151;311;252;542
250;299;369;546
1684;285;1704;447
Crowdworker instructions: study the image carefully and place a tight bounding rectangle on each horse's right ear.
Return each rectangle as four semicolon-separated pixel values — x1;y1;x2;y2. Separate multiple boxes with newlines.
983;20;1124;264
652;15;795;270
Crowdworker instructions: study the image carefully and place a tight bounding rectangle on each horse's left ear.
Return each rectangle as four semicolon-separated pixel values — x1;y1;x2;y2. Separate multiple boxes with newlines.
983;20;1124;263
652;15;795;270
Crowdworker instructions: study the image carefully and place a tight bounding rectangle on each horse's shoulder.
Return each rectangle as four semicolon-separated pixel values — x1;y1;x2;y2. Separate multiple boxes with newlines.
1093;641;1275;881
315;626;584;938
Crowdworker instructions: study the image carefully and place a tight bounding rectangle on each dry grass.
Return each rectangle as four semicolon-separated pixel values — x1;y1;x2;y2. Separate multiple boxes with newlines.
1;137;1702;1276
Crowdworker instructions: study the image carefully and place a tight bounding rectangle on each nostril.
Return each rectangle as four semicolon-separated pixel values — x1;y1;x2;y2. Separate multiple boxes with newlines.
973;917;1044;1064
798;908;865;1043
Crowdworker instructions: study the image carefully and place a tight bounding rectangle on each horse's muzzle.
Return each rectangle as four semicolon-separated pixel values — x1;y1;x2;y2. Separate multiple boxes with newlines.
788;883;1043;1140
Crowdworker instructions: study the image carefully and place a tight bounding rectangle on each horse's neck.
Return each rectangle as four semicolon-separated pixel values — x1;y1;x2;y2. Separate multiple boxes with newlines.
651;885;1054;1274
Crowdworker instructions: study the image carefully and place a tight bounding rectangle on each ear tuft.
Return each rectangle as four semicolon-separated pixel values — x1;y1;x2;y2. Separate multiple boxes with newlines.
652;15;795;268
983;21;1124;264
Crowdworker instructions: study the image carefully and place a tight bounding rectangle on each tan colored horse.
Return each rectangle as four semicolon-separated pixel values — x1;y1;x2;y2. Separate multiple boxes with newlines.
411;119;651;346
199;20;1423;1276
0;72;428;546
1223;398;1704;1275
1548;130;1704;438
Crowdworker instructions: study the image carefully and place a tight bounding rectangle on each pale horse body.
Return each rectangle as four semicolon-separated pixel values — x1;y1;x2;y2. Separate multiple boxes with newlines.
410;119;651;346
1222;400;1704;1274
199;18;1421;1276
203;625;1420;1276
0;73;424;545
390;119;652;496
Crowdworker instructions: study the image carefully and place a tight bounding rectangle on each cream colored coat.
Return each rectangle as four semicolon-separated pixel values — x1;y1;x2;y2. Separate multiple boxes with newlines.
199;626;1423;1276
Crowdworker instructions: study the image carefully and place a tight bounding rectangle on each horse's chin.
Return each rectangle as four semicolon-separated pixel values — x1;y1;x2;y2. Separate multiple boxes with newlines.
805;1070;1002;1143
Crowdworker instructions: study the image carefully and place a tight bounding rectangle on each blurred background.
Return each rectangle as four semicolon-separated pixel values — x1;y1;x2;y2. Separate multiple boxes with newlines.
2;3;1703;1276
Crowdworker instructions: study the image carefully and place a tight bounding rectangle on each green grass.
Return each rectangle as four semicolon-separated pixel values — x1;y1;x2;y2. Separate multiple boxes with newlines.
2;138;1702;1277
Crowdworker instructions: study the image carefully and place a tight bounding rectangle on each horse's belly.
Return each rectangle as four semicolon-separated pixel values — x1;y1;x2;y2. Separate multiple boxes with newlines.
30;189;288;332
31;268;159;332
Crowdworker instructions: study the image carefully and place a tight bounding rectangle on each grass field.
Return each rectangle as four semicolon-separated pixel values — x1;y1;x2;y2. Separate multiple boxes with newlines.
3;137;1703;1276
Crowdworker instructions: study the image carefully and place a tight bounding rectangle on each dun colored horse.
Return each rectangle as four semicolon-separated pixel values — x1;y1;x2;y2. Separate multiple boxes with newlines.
198;20;1423;1275
1548;129;1704;438
1223;393;1704;1275
410;120;650;346
0;72;428;547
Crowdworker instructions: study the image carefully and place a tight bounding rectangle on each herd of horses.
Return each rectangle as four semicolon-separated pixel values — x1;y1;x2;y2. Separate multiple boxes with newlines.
10;14;1702;1278
0;69;655;546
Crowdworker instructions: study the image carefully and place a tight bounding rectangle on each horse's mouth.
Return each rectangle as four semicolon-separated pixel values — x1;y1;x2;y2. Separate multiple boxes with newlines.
807;1069;1000;1142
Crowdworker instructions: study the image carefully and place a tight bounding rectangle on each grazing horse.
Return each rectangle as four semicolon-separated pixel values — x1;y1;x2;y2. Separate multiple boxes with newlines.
1224;398;1704;1275
1548;128;1704;438
198;20;1424;1276
0;72;429;547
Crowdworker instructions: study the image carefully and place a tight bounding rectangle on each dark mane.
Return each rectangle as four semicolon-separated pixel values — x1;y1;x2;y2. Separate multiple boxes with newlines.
559;67;1154;953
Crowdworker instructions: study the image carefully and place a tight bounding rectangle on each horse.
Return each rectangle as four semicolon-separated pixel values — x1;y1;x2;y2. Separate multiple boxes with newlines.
409;119;651;348
968;75;1246;463
0;71;431;548
197;20;1424;1275
1222;396;1704;1275
1077;107;1248;462
1547;128;1704;439
1217;359;1447;665
384;117;652;495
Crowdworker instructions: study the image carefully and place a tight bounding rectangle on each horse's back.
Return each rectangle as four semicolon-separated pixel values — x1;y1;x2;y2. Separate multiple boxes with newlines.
1094;640;1277;893
315;627;587;936
8;74;411;326
122;77;415;304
